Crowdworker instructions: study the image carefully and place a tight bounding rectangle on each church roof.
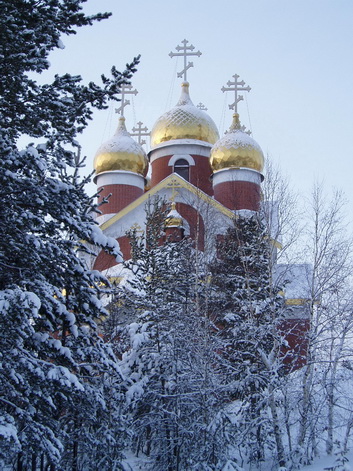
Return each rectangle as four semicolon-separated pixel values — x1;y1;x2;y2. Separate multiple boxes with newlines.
150;82;219;148
99;173;235;233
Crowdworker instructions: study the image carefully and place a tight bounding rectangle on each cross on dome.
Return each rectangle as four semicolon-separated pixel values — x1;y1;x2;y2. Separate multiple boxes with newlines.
197;102;208;111
221;74;251;113
130;121;150;145
115;83;138;117
169;39;202;82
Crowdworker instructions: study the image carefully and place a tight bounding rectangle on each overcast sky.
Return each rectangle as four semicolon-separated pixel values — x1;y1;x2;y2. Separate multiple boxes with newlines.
40;0;353;212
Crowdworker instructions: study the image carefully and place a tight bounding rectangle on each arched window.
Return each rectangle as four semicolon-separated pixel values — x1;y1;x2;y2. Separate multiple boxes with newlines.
174;158;189;181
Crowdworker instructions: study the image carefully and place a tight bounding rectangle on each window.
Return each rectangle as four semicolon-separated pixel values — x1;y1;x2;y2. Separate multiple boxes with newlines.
174;158;189;181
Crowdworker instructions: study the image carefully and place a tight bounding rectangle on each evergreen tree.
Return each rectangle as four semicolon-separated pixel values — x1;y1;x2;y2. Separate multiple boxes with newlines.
112;198;235;471
0;0;139;468
210;214;287;467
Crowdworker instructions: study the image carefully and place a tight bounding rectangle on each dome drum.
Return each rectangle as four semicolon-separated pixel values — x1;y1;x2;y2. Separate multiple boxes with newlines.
212;167;263;186
96;182;144;216
148;140;212;163
94;170;146;188
213;179;261;212
150;153;213;195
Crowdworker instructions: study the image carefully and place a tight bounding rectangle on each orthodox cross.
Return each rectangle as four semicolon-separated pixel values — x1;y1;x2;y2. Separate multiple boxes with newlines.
167;175;182;191
170;180;179;203
130;223;144;235
130;121;150;145
221;74;251;113
197;102;208;111
115;84;138;116
169;39;202;81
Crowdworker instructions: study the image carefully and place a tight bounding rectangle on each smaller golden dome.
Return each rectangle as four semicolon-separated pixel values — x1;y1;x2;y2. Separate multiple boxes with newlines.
150;82;219;148
94;117;148;176
210;114;264;173
165;202;184;228
144;176;151;192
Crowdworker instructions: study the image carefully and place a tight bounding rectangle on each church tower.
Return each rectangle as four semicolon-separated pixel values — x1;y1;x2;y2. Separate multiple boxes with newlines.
210;75;264;211
93;85;148;218
149;41;219;196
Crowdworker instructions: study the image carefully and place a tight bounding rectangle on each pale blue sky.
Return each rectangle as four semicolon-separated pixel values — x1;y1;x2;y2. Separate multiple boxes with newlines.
42;0;353;210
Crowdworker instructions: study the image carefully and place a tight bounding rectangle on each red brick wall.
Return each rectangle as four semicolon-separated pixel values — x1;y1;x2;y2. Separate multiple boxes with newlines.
93;236;131;270
93;249;118;271
279;318;310;372
150;155;172;187
176;203;205;251
213;181;261;211
190;155;213;195
117;236;132;261
97;184;143;215
165;227;184;242
151;155;213;195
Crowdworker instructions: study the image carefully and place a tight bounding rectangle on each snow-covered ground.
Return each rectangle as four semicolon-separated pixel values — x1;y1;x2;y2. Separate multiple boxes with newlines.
121;453;353;471
301;452;352;471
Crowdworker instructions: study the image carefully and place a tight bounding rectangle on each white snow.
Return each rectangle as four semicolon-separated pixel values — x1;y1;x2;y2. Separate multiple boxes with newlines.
275;263;313;299
94;118;146;157
57;39;65;50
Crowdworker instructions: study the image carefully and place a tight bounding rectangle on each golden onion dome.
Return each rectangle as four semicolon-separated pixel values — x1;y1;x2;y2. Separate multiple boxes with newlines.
165;202;184;228
94;117;148;176
210;113;264;173
150;82;219;148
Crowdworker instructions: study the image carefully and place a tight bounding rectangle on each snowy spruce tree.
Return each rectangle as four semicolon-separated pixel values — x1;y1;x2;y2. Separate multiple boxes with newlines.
111;198;237;471
0;1;139;469
209;213;287;467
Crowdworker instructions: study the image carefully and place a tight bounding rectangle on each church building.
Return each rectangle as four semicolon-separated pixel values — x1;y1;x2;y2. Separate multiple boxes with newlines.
89;40;310;369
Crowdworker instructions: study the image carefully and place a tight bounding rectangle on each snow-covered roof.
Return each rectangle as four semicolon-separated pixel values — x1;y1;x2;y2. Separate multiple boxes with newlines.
275;263;313;300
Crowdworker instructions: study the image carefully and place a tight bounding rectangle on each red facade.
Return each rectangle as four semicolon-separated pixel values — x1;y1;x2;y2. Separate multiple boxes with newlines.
97;184;144;215
213;180;261;211
151;154;213;196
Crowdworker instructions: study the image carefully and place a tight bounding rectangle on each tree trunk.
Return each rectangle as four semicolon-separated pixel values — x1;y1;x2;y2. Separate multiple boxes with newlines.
269;385;286;467
17;453;23;471
72;440;78;471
